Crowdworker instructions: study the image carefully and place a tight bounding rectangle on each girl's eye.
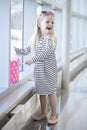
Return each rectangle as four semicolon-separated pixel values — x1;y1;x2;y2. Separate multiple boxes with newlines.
46;21;49;23
46;21;54;24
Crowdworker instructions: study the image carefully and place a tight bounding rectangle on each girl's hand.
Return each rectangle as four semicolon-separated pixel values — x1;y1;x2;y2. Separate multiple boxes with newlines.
13;46;17;52
25;59;33;65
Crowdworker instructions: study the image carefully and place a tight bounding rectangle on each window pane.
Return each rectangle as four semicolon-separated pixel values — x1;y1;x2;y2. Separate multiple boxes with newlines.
10;0;23;86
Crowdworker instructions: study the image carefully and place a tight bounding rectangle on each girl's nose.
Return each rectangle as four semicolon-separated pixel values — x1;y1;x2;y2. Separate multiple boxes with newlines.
49;22;52;25
49;22;53;26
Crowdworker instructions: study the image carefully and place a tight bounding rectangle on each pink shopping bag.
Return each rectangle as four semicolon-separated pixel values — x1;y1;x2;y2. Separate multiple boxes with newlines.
10;59;20;85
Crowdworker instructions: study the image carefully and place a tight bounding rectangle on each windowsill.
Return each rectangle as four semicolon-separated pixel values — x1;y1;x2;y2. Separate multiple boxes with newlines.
0;88;8;95
0;61;35;121
0;66;35;120
0;79;35;121
0;71;33;95
0;65;34;99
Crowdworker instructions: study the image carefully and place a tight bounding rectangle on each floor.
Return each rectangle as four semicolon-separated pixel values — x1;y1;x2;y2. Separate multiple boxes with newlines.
21;68;87;130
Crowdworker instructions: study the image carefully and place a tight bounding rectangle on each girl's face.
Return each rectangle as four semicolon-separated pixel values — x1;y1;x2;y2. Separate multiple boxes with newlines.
39;15;54;36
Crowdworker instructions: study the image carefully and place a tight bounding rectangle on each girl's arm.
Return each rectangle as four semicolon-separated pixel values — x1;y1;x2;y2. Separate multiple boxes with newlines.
15;46;31;56
32;38;55;62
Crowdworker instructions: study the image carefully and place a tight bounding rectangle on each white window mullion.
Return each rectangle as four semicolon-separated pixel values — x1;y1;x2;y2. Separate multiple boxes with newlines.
0;0;10;89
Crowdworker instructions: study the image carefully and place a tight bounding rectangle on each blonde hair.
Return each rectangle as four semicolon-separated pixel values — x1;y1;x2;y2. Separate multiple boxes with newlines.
30;11;57;51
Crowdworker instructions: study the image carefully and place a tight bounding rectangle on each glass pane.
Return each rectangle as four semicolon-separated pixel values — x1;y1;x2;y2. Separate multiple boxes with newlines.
78;19;85;48
72;0;79;13
37;3;42;15
10;0;23;86
70;17;79;52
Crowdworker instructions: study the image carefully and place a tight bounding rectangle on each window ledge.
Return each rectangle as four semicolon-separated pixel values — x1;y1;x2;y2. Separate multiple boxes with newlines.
0;80;35;121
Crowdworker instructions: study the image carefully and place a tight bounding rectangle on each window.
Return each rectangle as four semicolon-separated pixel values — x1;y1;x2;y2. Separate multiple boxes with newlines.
10;0;23;86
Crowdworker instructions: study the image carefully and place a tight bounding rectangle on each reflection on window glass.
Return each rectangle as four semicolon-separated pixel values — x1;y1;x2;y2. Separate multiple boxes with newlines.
11;0;23;48
10;0;23;85
11;0;23;60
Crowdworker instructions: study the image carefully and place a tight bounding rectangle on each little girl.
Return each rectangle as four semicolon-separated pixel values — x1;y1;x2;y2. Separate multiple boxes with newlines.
15;11;58;125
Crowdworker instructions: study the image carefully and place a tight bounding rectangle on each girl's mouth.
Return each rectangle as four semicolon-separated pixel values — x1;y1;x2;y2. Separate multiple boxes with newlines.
47;27;52;30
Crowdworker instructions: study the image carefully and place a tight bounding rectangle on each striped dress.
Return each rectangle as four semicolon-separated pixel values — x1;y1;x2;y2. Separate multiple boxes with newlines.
16;37;58;95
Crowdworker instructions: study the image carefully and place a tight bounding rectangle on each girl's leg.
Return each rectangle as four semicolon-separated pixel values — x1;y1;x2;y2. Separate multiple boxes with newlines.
48;93;58;124
40;95;47;114
33;95;47;120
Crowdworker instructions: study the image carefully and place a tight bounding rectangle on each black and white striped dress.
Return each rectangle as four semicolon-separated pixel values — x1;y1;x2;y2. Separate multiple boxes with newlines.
16;37;58;95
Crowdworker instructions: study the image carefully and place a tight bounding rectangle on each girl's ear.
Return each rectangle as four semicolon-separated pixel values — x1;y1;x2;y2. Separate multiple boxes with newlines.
38;22;41;28
37;19;41;28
